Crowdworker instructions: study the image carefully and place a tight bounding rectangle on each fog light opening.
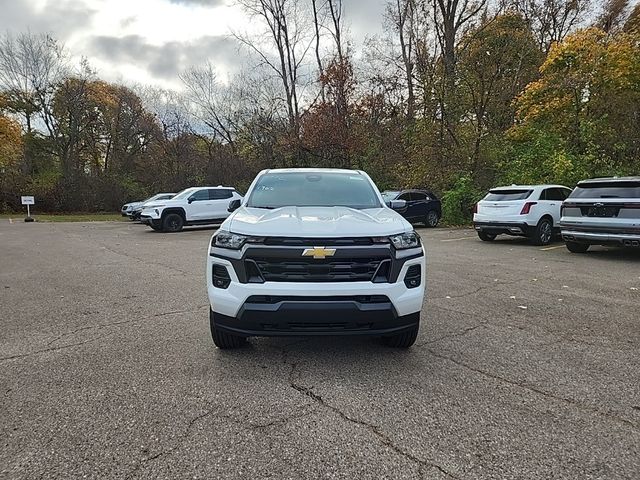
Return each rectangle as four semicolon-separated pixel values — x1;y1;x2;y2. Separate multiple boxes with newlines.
404;265;421;289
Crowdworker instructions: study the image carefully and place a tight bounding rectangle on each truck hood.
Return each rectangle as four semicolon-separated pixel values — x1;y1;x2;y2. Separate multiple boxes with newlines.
225;206;412;237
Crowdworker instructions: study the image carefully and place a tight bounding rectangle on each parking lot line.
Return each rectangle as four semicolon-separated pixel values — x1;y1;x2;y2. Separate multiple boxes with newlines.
441;236;474;242
540;245;565;251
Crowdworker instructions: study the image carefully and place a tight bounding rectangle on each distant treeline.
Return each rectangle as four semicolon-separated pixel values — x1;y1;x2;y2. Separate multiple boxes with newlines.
1;0;639;222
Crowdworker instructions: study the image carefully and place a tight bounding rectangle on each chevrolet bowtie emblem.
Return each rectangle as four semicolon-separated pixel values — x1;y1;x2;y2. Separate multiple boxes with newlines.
302;246;336;259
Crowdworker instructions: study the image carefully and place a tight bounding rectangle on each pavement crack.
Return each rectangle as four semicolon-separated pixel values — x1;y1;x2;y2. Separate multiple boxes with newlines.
125;409;215;479
1;305;208;362
426;348;639;432
280;342;459;479
0;333;115;362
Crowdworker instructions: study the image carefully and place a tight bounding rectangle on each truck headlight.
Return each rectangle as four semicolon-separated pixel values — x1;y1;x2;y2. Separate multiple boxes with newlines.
389;231;421;249
213;230;250;249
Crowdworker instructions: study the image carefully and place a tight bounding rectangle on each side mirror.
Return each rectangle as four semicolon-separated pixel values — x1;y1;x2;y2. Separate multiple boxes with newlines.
187;197;194;204
228;199;241;212
389;199;407;211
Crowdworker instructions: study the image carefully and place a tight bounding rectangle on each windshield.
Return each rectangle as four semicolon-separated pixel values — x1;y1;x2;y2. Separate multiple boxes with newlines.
569;182;640;199
172;188;197;200
484;189;532;201
381;191;400;201
247;172;383;209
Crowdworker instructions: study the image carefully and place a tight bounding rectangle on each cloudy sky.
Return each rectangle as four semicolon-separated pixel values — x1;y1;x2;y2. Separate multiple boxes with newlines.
1;0;388;89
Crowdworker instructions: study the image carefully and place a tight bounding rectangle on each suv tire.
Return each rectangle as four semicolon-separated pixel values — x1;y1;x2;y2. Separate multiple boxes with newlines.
478;232;496;242
425;211;440;228
383;318;419;348
163;213;184;233
566;241;590;253
532;218;553;246
209;309;246;349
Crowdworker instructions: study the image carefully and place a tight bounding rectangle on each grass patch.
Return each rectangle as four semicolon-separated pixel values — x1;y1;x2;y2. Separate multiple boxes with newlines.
0;213;126;223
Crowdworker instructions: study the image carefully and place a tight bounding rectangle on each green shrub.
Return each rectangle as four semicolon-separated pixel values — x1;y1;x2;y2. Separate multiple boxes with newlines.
442;174;484;226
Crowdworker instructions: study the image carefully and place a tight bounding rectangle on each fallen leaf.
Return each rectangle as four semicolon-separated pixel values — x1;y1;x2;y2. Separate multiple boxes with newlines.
509;295;516;299
517;305;528;310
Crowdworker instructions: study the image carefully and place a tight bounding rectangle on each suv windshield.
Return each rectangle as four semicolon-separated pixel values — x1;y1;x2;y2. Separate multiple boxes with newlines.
172;188;197;200
484;189;532;201
381;191;400;202
247;172;382;209
569;181;640;199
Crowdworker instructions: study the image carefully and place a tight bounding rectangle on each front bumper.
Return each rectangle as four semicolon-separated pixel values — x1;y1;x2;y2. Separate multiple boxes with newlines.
473;221;531;236
562;229;640;247
140;215;161;228
212;296;419;337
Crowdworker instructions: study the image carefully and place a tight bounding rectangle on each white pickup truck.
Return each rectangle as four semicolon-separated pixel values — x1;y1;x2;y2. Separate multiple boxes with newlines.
139;186;242;232
206;168;426;349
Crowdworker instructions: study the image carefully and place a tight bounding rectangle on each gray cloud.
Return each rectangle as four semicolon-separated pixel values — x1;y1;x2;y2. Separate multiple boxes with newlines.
88;34;243;81
168;0;226;5
0;0;96;40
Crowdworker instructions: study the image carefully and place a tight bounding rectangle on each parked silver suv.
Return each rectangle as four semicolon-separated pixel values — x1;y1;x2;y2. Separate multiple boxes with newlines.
560;177;640;253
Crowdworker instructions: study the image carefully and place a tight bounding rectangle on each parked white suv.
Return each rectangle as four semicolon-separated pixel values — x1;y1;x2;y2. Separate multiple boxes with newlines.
140;186;242;232
206;168;426;349
473;184;572;245
560;177;640;253
121;193;175;219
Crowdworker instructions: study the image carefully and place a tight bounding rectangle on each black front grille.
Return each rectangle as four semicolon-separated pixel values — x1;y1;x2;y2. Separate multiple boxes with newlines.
246;295;391;303
250;257;384;282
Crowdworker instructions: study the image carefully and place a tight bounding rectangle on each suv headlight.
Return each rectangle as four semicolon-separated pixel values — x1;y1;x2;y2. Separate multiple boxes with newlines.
212;230;264;250
389;231;421;249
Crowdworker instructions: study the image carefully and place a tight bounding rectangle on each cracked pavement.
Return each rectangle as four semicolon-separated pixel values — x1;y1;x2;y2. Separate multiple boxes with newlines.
1;221;639;479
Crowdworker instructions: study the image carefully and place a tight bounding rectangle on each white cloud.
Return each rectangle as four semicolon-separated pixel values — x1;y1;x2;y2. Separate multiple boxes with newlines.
0;0;387;90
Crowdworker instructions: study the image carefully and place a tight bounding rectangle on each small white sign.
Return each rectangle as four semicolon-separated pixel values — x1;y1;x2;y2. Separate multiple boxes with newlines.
21;196;35;205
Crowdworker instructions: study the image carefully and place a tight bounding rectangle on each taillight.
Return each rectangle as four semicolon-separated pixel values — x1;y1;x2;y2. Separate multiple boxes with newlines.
473;203;478;214
520;201;537;215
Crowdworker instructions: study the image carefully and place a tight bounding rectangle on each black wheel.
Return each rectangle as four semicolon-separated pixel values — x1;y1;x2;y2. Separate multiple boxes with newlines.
150;224;162;232
566;241;590;253
424;210;440;228
383;317;419;348
478;232;496;242
162;213;184;233
209;309;246;349
532;218;553;246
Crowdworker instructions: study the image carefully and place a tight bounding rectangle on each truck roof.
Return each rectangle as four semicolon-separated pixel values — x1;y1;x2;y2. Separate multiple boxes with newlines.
262;168;363;175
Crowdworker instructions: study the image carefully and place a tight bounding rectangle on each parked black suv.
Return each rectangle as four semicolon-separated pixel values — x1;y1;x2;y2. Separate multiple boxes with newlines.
381;189;442;227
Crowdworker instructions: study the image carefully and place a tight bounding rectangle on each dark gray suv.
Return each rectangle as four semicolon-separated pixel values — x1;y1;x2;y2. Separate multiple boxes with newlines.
560;177;640;253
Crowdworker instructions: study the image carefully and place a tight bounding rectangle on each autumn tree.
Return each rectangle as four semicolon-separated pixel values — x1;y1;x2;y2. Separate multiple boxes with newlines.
507;27;640;184
458;13;542;177
505;0;591;52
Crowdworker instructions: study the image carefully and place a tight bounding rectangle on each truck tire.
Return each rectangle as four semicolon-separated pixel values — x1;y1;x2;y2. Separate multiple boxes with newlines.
383;318;419;348
162;213;184;233
566;241;590;253
209;309;246;349
478;232;496;241
532;217;553;246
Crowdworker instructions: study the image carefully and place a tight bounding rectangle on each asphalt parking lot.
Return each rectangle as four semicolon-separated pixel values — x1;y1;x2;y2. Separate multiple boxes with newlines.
1;221;639;479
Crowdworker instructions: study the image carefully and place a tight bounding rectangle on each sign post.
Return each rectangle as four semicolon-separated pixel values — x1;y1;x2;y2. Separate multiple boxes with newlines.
21;196;35;222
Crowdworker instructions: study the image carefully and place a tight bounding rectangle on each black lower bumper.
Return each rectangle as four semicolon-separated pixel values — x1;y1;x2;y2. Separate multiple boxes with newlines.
212;296;419;337
474;221;532;236
140;215;161;228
